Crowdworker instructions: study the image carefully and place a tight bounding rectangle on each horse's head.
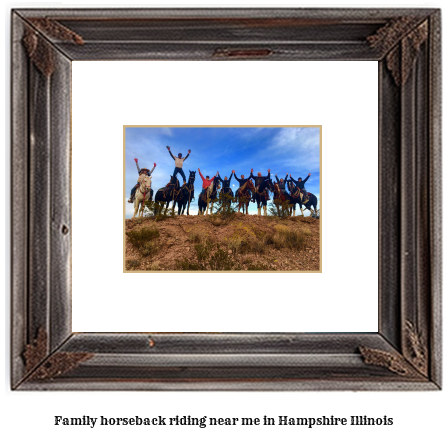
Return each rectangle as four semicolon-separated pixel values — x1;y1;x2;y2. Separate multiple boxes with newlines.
189;170;196;183
273;182;281;193
141;175;152;189
247;179;255;191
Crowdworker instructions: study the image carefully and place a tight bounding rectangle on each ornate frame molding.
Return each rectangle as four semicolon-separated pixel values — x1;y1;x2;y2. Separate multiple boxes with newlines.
11;8;441;390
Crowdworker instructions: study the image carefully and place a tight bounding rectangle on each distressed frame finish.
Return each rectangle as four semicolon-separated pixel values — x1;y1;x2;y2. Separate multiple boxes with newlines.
11;8;441;390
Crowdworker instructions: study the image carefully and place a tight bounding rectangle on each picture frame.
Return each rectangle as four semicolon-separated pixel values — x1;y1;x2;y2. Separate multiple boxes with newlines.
11;8;441;390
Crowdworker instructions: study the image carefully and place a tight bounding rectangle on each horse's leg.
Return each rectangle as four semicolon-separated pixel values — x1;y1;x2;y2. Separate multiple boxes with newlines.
132;196;139;219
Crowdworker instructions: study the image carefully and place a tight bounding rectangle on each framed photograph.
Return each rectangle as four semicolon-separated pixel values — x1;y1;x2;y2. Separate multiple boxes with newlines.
123;125;321;273
11;8;441;390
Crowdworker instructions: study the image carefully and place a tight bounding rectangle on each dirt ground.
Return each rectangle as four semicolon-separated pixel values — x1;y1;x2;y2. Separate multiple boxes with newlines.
125;213;321;272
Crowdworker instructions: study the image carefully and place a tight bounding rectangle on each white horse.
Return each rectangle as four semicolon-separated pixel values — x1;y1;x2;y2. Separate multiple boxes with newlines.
132;174;152;219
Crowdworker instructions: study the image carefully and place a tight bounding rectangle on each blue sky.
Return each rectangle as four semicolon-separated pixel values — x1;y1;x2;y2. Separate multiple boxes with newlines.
125;127;321;217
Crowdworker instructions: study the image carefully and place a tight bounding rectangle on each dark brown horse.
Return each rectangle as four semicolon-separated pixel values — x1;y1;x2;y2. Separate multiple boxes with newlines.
272;182;291;217
236;179;255;214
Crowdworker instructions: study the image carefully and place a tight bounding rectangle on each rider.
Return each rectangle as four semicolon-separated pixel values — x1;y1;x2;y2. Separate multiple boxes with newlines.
198;168;218;196
166;145;191;185
234;170;253;198
250;169;271;202
128;158;156;203
275;173;289;194
289;173;311;202
216;170;234;197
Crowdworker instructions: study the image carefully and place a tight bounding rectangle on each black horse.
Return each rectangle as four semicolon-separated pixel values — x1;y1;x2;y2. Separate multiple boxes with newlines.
253;178;272;216
198;180;220;215
173;171;196;215
154;175;180;214
287;181;318;217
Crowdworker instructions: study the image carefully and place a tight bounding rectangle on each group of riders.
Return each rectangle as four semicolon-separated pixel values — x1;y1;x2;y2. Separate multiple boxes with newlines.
128;146;313;211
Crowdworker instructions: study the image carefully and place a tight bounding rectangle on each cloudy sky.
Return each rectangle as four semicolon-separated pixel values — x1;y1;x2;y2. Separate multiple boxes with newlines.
125;127;321;217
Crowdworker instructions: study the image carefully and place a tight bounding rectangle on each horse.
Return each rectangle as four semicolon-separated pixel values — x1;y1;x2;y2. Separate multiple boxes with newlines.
235;179;255;214
132;174;152;219
271;182;291;217
198;180;221;215
154;175;180;214
173;170;196;215
253;178;272;216
287;181;319;217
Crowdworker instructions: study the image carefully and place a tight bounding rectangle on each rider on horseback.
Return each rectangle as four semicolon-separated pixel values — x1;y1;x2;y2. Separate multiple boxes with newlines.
166;145;191;185
234;171;252;198
289;173;311;203
128;158;156;203
275;174;289;194
198;168;218;196
250;169;271;202
216;170;234;196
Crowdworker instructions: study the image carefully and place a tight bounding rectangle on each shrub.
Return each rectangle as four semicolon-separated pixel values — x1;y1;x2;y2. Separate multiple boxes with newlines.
247;261;270;271
211;192;238;221
126;226;160;256
272;225;306;250
209;245;241;271
268;200;292;218
126;259;140;270
188;229;210;244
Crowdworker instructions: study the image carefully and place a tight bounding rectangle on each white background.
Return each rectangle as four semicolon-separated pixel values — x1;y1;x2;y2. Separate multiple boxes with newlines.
2;1;445;438
72;61;378;333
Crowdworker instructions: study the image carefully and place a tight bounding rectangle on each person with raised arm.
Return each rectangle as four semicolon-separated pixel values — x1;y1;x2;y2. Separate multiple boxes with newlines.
250;168;271;202
234;170;253;198
128;158;156;203
198;168;218;195
166;145;191;185
216;170;234;196
289;173;311;203
275;173;289;194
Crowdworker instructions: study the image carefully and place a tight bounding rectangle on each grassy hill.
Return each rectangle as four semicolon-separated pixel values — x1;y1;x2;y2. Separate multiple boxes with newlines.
125;213;320;272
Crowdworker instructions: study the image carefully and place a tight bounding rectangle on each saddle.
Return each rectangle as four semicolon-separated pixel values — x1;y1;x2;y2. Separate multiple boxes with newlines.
301;192;310;203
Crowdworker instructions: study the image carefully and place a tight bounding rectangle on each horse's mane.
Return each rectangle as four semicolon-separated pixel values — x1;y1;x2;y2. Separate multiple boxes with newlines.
240;179;253;192
206;181;214;196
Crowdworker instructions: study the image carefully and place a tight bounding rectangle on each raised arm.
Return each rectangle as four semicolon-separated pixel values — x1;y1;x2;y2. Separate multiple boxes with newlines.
228;173;233;183
302;174;310;184
166;146;175;161
284;174;288;183
149;163;156;175
275;175;280;183
234;174;241;183
198;168;205;182
289;175;298;185
183;149;191;162
134;158;140;173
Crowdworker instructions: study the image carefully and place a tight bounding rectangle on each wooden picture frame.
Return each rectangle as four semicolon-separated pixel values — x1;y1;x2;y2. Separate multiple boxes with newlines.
11;8;441;390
